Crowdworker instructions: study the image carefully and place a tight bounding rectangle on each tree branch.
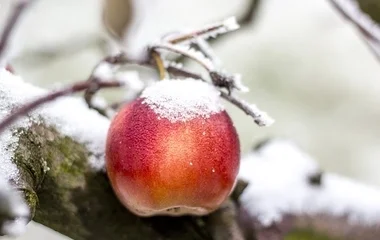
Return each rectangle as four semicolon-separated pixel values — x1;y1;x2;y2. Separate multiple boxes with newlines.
238;139;380;240
238;0;262;26
166;66;274;126
0;79;122;135
328;0;380;61
0;0;35;66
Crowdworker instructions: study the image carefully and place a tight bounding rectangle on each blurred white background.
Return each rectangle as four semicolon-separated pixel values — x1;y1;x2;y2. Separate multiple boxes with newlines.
1;0;380;239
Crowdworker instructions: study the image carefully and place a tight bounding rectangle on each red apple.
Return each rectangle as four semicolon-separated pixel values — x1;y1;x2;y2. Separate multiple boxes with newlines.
106;79;240;216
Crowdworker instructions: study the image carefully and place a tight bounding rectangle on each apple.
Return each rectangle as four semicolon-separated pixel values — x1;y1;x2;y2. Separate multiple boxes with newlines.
106;79;240;216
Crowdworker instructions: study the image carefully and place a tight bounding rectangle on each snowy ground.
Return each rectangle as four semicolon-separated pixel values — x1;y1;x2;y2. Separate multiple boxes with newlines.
1;0;380;239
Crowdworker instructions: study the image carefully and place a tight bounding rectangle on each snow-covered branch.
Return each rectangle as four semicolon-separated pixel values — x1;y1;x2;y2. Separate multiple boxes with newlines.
329;0;380;61
238;139;380;239
0;69;245;239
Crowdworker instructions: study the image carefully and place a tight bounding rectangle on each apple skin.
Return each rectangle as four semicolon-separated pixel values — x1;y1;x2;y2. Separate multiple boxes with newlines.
105;98;240;217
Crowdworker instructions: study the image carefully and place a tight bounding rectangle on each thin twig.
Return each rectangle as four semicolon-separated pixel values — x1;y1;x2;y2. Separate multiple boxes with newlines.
238;0;262;26
83;53;133;115
166;17;239;45
167;25;222;44
193;38;221;67
219;91;273;126
166;16;240;64
0;80;122;135
202;0;262;49
167;66;202;79
166;66;274;127
150;43;215;71
328;0;380;61
0;0;35;64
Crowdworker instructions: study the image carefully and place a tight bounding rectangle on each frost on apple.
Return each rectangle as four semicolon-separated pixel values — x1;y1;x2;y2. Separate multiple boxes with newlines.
141;79;224;123
106;78;240;217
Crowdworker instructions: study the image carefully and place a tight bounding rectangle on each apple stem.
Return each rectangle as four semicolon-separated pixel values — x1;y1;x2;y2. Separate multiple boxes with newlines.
150;50;167;80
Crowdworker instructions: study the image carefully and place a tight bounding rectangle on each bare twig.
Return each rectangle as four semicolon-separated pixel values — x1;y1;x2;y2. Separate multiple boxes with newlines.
166;17;239;45
200;0;262;50
165;17;240;64
167;66;202;79
166;66;274;127
83;53;134;115
238;0;262;26
328;0;380;61
193;38;221;67
220;91;274;126
82;52;150;117
150;43;215;71
83;78;112;117
0;80;122;135
0;0;35;65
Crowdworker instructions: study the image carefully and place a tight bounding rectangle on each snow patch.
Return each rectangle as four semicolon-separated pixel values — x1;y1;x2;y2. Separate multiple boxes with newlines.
0;68;110;173
92;62;114;80
247;103;275;126
40;96;110;171
231;74;249;93
0;70;43;182
2;218;28;237
239;139;380;226
141;79;224;123
223;16;239;32
0;175;29;237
